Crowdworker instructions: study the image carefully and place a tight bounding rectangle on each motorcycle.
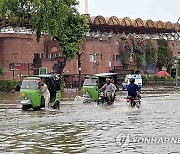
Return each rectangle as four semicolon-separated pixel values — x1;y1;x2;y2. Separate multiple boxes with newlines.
97;90;115;105
126;96;141;109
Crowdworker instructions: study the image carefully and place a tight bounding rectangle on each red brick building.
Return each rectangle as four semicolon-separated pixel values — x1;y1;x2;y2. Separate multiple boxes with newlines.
0;15;180;86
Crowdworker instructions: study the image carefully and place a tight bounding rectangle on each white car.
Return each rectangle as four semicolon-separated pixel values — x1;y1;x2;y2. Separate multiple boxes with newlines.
122;74;142;91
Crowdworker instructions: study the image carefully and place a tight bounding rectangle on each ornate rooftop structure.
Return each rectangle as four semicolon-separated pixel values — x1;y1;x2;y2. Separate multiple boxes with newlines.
84;15;180;39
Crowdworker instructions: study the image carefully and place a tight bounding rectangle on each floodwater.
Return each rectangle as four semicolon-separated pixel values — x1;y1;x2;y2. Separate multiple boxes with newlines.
0;89;180;154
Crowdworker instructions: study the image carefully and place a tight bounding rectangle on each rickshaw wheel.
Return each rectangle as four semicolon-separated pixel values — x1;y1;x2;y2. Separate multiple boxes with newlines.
33;107;40;111
53;101;60;109
22;105;28;111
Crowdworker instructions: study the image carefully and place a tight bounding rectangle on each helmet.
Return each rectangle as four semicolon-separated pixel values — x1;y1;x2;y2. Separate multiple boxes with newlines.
106;78;110;82
130;78;135;83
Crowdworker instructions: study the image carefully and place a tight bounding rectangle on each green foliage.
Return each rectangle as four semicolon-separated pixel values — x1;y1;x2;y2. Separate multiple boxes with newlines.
0;79;16;92
135;52;144;70
146;39;157;69
157;39;173;71
1;0;89;72
141;74;173;81
177;58;180;66
119;52;129;70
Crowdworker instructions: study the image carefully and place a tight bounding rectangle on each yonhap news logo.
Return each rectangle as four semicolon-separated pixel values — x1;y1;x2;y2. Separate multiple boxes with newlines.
115;132;180;148
115;133;131;148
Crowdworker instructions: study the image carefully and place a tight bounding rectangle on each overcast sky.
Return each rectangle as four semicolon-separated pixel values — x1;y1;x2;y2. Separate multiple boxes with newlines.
77;0;180;23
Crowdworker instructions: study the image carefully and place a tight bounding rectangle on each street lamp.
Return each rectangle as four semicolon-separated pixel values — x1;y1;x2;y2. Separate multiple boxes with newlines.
76;52;83;90
175;17;180;86
175;59;179;87
176;17;180;40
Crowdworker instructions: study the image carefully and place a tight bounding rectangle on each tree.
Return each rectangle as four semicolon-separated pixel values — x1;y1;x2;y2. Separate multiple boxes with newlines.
145;39;157;70
156;39;174;72
118;39;130;70
0;0;89;73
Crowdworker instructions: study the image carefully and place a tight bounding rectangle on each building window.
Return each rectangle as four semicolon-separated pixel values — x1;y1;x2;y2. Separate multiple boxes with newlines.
90;54;96;63
41;53;44;59
101;54;103;60
113;55;115;61
116;55;120;61
34;53;40;60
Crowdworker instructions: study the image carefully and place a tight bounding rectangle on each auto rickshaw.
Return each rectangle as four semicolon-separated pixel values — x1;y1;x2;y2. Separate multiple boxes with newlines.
82;73;118;102
20;74;61;110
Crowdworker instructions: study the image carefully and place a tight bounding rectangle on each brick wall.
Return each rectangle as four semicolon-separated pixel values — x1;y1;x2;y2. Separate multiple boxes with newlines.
1;33;180;82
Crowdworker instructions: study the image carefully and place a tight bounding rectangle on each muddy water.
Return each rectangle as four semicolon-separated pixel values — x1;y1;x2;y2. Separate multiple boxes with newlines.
0;90;180;154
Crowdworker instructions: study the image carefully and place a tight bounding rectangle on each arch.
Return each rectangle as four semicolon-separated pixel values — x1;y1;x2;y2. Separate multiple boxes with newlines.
93;15;106;25
121;17;132;26
173;23;180;31
84;14;92;24
155;20;164;29
165;21;172;29
145;19;155;28
133;18;144;27
50;46;58;53
107;16;120;25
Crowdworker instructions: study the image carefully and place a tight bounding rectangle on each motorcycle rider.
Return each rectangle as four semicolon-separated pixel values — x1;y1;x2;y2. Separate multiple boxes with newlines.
127;78;142;106
99;78;117;104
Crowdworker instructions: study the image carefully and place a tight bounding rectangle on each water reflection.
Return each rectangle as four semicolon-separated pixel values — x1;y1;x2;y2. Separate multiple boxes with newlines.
0;91;180;153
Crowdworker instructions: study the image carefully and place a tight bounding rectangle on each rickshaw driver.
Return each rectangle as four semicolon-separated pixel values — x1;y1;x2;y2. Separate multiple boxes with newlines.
40;79;50;110
99;78;117;103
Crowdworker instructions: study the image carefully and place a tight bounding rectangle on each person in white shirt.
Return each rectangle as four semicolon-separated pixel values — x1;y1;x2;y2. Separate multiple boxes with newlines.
99;78;117;103
40;79;50;110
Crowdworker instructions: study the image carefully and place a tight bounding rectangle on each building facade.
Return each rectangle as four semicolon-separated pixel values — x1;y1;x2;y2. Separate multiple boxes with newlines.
0;15;180;86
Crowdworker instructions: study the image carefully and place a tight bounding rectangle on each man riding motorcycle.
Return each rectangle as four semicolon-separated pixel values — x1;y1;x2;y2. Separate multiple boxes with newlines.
127;78;142;107
99;78;117;104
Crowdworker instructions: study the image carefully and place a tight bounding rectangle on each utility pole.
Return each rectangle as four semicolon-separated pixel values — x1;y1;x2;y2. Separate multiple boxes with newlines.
175;17;180;86
175;59;179;87
77;52;83;90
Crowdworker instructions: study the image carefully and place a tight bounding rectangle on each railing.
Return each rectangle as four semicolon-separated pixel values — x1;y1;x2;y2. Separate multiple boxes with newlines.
143;79;180;88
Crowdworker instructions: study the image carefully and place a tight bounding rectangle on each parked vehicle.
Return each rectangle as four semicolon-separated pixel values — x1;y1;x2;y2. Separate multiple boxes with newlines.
122;74;142;91
20;74;61;110
82;73;117;102
126;96;141;109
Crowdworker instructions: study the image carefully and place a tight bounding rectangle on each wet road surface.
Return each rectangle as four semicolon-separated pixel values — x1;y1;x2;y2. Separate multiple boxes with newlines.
0;90;180;154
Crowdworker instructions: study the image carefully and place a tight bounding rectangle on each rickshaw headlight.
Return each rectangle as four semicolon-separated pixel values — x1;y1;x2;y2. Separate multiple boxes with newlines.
20;92;25;97
24;96;29;100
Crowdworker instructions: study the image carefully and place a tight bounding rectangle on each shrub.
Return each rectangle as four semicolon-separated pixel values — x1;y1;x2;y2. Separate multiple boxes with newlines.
142;74;173;81
0;80;17;92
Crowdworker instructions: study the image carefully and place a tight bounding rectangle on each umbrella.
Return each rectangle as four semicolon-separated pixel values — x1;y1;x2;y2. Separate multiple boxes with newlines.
157;71;170;76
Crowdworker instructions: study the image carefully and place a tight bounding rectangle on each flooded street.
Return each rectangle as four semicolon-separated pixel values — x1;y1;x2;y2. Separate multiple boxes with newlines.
0;89;180;154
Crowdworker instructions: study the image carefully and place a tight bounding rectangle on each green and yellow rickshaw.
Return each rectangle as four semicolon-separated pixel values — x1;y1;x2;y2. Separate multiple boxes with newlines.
20;74;61;110
82;73;117;102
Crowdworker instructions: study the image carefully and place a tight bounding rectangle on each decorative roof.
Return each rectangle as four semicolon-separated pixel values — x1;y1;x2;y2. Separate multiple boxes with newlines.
84;15;180;34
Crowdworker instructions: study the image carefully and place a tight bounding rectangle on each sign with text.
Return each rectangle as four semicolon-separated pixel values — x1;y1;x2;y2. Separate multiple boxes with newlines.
9;63;33;71
39;67;47;75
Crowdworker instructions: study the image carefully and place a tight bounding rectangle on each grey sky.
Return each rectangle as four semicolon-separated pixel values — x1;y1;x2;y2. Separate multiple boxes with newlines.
77;0;180;23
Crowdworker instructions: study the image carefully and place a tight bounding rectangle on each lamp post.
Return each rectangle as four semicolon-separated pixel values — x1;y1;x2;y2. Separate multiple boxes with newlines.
175;59;179;87
175;17;180;86
176;17;180;40
77;52;83;90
